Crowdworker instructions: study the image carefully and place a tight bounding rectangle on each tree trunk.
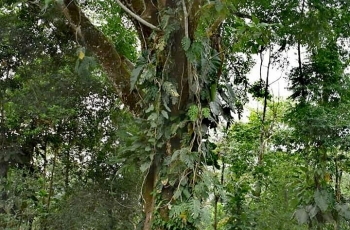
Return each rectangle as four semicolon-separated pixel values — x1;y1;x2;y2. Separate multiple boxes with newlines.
0;161;8;179
0;161;8;213
142;161;158;230
0;101;9;202
47;146;58;210
57;1;220;229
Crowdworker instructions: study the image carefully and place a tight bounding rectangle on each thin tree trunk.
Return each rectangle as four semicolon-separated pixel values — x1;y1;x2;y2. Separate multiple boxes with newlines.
214;195;219;230
0;100;9;213
142;162;158;230
0;161;8;214
258;48;271;164
0;162;8;179
64;137;71;190
255;49;272;197
334;155;342;230
335;157;342;202
213;160;225;230
0;102;7;179
298;0;306;100
47;147;58;210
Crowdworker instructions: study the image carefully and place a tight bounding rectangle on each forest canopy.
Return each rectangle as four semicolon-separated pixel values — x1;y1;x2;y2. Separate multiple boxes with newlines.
1;0;350;229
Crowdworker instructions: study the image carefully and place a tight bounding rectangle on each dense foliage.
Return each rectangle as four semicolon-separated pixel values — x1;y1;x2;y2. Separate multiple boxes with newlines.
1;0;350;229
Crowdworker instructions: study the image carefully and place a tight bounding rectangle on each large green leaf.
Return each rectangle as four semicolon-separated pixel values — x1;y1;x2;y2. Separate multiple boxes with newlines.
314;189;330;212
294;207;309;225
336;204;350;220
130;65;144;90
181;37;191;51
305;205;319;220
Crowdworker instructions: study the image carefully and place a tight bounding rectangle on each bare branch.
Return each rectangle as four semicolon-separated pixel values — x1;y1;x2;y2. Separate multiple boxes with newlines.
181;0;189;38
116;0;161;31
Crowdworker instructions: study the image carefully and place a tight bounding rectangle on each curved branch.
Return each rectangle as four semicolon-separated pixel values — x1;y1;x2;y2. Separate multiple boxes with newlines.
116;0;161;31
59;0;140;112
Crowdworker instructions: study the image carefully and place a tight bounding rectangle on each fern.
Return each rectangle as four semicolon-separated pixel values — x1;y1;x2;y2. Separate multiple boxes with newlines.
187;105;199;121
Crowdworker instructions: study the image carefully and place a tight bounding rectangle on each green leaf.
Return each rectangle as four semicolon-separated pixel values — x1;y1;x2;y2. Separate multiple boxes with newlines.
252;15;259;24
215;0;223;12
181;37;191;51
145;104;154;113
180;177;188;186
142;68;154;81
145;146;152;152
306;205;319;220
174;189;182;200
163;98;171;112
183;188;190;199
171;150;181;162
171;123;178;135
163;156;172;165
130;65;144;90
161;110;169;119
147;112;158;121
148;138;156;144
140;161;151;172
314;189;329;212
209;101;221;116
42;0;53;11
180;152;195;168
192;199;201;219
38;189;49;197
294;207;309;225
336;204;350;220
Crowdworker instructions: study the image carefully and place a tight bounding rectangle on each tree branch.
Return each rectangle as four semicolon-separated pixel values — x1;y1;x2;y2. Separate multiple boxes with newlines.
59;0;140;112
116;0;161;31
232;11;274;24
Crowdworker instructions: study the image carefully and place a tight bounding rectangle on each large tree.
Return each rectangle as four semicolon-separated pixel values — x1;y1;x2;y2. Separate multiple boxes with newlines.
55;1;233;229
3;0;350;229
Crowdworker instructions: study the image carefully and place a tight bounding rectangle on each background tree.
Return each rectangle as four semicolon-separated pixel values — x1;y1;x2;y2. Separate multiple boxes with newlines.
287;42;350;229
0;1;142;229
